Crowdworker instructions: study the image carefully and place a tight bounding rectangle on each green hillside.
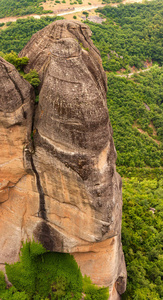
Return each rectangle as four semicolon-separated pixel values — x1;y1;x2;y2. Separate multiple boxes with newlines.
107;68;163;168
88;0;163;71
0;0;52;18
0;16;63;53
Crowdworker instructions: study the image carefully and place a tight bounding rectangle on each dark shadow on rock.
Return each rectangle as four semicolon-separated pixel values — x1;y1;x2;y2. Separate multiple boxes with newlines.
34;221;63;252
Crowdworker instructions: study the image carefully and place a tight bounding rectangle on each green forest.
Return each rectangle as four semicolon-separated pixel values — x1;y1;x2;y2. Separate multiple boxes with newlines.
87;0;163;71
0;0;163;299
107;68;163;168
0;0;52;19
0;16;63;54
121;175;163;300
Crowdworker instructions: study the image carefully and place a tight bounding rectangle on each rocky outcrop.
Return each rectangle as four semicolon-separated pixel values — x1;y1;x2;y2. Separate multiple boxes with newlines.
0;56;36;266
0;20;126;299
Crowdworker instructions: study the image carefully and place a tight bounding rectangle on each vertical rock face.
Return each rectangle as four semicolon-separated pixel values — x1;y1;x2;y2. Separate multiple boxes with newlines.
0;57;37;266
0;20;126;299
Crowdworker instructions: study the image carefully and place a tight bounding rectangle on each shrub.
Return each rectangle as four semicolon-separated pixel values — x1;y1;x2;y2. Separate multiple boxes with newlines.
3;51;29;71
0;241;110;299
82;11;89;17
23;69;40;88
0;273;29;300
35;95;39;103
79;43;89;52
0;271;6;293
6;21;12;26
5;240;83;300
83;275;109;300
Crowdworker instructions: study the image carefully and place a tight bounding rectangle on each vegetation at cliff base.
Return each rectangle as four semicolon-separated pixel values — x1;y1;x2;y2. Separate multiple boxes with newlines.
0;241;109;300
0;0;53;18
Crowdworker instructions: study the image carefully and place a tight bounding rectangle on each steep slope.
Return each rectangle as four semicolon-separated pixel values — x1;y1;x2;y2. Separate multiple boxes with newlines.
0;20;126;299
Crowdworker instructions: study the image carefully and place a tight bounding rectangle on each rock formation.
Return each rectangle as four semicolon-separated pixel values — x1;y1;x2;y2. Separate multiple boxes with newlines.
0;56;35;266
0;20;126;299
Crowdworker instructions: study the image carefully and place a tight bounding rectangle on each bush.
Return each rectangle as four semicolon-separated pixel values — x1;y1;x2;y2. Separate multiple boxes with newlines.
83;276;109;300
3;51;29;71
82;11;89;17
0;241;110;299
0;273;29;300
6;21;12;26
5;240;83;300
1;287;30;300
23;69;41;88
0;271;6;293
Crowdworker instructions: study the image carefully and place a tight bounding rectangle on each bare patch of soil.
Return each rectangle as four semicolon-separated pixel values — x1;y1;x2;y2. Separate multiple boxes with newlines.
149;121;157;136
42;0;102;14
133;122;160;146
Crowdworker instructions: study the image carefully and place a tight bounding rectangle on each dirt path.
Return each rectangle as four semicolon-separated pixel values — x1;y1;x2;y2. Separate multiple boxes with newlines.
115;67;158;78
0;0;153;24
57;4;103;16
0;5;103;24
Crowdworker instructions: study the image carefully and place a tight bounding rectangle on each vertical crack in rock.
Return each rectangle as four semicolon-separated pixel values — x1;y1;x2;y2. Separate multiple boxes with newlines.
29;101;47;221
30;155;47;220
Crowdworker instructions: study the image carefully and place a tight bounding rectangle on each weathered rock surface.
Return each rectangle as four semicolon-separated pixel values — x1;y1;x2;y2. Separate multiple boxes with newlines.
0;57;37;267
0;20;126;299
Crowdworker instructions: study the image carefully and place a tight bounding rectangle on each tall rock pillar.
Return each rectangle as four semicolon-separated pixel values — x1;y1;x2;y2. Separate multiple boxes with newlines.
0;20;127;299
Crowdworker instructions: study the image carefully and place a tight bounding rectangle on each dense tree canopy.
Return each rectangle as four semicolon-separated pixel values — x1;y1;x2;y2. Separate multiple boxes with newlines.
107;67;163;168
0;0;52;18
121;175;163;300
0;16;63;54
86;0;163;71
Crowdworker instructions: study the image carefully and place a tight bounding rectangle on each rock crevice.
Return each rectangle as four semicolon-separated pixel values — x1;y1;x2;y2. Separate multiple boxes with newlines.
30;155;47;220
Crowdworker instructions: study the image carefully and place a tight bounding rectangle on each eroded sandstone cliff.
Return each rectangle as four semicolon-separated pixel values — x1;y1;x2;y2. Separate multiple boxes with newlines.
0;20;126;299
